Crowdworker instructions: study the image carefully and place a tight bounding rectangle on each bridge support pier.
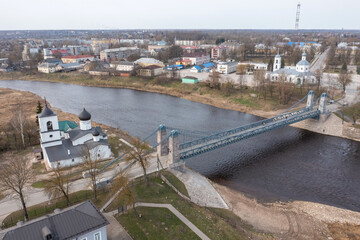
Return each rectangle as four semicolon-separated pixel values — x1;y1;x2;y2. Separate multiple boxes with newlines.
157;124;168;156
318;93;327;114
167;130;180;168
306;90;315;109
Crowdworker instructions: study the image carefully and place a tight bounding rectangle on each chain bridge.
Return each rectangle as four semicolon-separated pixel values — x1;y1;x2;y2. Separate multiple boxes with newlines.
100;90;329;175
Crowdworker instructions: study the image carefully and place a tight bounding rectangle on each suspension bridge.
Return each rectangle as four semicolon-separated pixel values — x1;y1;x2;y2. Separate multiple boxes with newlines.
100;90;329;180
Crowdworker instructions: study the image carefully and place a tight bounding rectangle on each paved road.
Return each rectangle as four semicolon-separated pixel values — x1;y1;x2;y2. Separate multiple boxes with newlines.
310;47;330;72
0;154;168;223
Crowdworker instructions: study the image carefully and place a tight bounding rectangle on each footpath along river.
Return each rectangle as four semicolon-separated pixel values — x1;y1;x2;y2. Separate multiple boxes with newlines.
0;80;359;212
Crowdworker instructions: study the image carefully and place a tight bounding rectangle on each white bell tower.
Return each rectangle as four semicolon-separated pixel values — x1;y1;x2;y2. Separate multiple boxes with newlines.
273;53;281;71
38;100;62;148
302;52;307;61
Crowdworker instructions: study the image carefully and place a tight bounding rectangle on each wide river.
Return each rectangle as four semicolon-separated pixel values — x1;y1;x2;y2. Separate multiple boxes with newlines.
1;80;359;212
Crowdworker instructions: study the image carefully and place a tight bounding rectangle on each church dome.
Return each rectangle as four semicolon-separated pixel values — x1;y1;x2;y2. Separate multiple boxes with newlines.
297;60;310;66
92;128;100;136
39;102;55;118
78;108;91;121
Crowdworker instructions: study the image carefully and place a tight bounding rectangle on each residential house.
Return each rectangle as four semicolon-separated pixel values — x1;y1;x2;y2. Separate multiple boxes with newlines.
0;201;109;240
175;40;202;46
67;45;91;55
211;46;227;59
61;55;94;64
100;47;140;61
110;61;135;72
37;62;62;73
43;48;72;59
138;65;164;77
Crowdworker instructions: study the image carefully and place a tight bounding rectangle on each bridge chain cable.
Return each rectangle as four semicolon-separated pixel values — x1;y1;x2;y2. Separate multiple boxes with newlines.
109;132;172;181
280;92;310;114
179;107;310;150
167;126;221;136
99;126;161;173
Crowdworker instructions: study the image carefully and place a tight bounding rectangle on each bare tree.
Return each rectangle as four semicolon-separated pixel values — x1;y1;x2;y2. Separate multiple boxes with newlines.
126;137;151;186
238;74;247;90
0;156;33;221
277;73;295;105
111;174;138;217
44;165;71;206
82;145;101;199
254;70;267;100
337;72;352;92
11;106;27;149
314;69;323;91
206;72;221;90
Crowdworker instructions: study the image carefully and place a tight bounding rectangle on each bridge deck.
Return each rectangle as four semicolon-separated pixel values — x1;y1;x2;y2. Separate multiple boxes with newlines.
180;109;320;159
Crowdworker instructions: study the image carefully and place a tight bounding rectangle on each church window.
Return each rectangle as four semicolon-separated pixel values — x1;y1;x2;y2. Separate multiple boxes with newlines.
72;159;74;162
47;121;53;131
97;154;100;157
49;135;53;138
276;60;278;63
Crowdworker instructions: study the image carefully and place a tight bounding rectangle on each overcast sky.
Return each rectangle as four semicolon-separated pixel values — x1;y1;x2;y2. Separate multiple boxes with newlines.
0;0;359;30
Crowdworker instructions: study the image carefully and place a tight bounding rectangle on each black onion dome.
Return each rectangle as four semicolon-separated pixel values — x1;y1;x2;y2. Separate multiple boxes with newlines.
92;128;100;136
39;101;54;117
78;108;91;121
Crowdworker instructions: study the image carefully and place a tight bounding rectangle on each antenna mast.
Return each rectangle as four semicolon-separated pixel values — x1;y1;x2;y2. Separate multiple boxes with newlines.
295;3;301;31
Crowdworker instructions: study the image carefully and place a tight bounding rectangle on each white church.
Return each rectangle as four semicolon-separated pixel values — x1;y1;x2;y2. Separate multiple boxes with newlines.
267;52;316;85
38;101;112;169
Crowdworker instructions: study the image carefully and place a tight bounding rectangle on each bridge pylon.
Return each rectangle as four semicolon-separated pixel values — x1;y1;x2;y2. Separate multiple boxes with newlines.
306;90;315;109
318;93;327;114
157;124;168;156
168;130;180;167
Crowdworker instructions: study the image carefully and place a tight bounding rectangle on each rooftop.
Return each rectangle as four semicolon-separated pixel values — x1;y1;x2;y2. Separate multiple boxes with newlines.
61;55;93;59
2;201;109;240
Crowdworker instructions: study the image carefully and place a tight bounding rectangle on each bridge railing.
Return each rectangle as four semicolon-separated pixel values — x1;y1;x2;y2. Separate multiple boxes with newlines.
179;107;310;150
180;109;320;159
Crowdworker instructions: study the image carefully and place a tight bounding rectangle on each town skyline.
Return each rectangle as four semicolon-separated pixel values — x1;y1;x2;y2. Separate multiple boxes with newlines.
0;0;359;30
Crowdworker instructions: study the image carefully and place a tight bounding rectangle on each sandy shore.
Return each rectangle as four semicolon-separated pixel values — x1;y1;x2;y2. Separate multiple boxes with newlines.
213;183;360;240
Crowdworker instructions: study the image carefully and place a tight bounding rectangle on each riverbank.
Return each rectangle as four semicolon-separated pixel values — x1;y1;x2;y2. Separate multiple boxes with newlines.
1;72;359;142
214;182;360;240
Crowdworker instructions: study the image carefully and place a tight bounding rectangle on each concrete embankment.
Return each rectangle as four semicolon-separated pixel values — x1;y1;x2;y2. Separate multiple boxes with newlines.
169;165;228;209
291;113;360;142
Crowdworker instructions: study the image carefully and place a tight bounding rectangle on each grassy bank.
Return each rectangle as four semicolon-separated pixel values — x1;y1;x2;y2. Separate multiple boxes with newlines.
118;207;201;240
111;174;270;240
161;171;189;198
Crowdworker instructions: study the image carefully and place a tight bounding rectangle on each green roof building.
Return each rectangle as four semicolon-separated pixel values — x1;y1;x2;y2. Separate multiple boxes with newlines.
182;76;199;84
59;120;78;132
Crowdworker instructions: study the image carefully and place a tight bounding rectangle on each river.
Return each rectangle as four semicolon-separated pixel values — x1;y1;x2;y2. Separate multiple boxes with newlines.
0;80;359;212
